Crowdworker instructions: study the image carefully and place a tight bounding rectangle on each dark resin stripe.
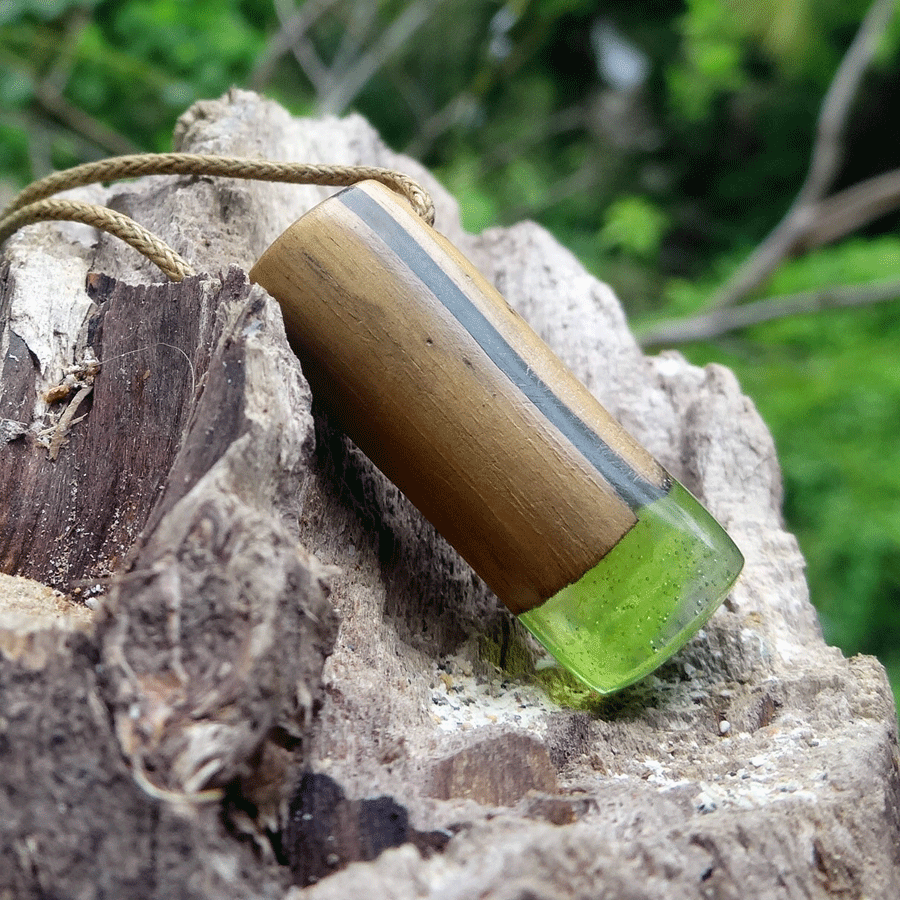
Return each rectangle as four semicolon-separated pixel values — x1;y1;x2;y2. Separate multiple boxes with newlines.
338;187;666;510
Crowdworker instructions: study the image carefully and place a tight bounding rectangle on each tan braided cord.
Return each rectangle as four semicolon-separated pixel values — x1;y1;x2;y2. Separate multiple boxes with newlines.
0;198;196;281
0;153;435;282
1;153;434;224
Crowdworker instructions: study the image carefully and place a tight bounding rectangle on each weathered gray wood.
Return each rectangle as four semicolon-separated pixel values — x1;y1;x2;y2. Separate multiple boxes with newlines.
0;626;289;899
1;89;898;899
0;269;216;585
1;203;339;897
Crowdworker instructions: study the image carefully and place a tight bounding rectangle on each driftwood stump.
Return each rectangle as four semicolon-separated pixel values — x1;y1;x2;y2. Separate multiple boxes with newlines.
1;90;898;899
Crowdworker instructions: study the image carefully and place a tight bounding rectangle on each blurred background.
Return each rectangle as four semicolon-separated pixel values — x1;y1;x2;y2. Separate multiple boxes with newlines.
2;0;899;706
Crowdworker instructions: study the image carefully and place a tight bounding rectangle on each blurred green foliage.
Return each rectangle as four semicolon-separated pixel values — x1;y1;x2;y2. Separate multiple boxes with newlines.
686;238;900;702
600;195;671;259
1;0;898;705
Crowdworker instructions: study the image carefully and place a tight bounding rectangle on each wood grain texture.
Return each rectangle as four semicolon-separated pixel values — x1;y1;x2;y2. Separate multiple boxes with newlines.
0;267;218;588
250;181;669;614
0;253;339;898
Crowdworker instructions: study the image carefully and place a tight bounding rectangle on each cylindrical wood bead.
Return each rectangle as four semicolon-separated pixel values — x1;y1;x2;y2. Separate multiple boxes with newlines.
250;182;668;614
250;181;743;693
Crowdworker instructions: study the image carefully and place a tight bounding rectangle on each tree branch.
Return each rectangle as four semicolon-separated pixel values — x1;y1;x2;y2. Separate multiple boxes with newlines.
317;0;450;116
636;279;900;348
250;0;341;91
798;166;900;250
0;43;140;164
32;85;142;157
405;93;475;159
274;0;333;96
329;1;380;81
707;0;898;309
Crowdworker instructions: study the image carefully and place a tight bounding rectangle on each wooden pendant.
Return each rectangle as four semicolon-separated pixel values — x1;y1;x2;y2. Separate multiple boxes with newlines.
250;181;671;616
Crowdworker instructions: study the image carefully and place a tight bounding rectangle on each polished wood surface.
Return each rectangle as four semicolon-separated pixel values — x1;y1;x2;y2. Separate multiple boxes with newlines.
250;181;668;614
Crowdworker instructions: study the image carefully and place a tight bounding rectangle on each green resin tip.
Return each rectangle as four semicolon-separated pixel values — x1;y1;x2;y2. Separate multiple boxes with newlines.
519;480;744;695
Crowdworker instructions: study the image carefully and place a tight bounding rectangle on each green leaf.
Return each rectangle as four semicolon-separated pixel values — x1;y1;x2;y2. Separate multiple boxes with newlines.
600;195;670;260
